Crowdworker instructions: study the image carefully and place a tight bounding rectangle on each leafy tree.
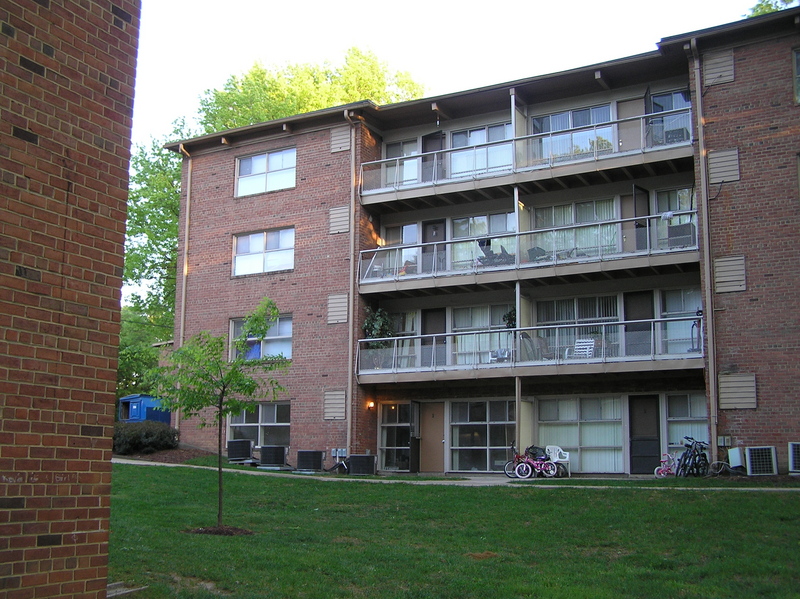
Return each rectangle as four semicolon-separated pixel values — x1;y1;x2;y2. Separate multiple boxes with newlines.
747;0;798;16
151;298;289;530
198;47;424;133
116;305;168;398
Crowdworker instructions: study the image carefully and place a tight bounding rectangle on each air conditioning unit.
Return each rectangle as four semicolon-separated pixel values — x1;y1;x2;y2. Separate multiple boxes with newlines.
348;454;376;475
745;446;777;476
727;447;744;469
296;450;324;471
259;445;286;467
789;443;800;475
227;439;253;461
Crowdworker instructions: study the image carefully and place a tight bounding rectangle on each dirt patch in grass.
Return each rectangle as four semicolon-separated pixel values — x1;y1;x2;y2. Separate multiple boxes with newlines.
115;447;215;464
186;525;254;536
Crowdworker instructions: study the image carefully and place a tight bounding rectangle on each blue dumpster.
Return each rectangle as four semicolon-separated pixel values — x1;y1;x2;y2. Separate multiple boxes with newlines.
118;394;170;424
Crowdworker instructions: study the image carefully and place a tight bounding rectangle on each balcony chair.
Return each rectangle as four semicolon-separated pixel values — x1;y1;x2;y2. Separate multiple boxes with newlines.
545;445;571;477
520;332;554;361
564;338;595;360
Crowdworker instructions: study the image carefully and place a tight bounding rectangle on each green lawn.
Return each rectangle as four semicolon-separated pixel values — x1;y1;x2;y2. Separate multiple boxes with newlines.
110;464;800;599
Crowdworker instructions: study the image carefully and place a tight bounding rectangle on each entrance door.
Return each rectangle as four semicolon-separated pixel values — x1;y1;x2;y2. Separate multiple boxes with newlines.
421;220;446;275
421;131;445;183
421;308;446;368
617;98;644;153
419;402;445;472
623;290;654;358
629;395;661;474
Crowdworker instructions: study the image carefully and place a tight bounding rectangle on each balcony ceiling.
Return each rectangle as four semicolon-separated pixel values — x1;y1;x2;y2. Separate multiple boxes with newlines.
364;154;695;215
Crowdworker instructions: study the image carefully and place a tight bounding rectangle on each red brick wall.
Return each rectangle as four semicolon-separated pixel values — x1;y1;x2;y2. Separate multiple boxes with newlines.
0;1;139;597
701;34;800;470
174;124;357;466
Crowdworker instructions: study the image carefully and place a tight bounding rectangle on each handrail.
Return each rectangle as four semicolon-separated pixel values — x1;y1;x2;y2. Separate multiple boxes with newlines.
358;210;698;283
361;109;692;193
356;316;704;375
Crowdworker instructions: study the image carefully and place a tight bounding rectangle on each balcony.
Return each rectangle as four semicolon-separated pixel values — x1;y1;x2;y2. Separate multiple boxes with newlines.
359;211;697;286
361;109;692;195
357;317;704;379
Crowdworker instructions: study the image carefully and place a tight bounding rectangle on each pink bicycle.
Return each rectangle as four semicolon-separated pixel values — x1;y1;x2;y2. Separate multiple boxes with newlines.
514;445;557;479
654;453;677;478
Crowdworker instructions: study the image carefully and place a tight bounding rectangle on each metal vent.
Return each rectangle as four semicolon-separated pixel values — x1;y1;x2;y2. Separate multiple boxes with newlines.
296;450;324;471
330;126;350;152
789;443;800;474
259;446;286;466
703;49;734;86
745;446;777;476
323;390;346;420
329;205;349;234
714;256;746;293
327;294;348;324
718;373;756;409
227;439;252;461
708;148;740;184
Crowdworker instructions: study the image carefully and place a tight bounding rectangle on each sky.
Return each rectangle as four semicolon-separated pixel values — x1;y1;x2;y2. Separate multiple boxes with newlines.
131;0;758;147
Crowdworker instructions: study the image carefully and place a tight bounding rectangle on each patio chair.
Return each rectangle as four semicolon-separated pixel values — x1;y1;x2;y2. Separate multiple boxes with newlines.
564;338;595;360
545;445;571;477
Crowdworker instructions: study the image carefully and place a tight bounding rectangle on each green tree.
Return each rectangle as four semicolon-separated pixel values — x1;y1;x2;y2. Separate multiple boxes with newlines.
116;305;168;398
198;47;424;133
747;0;798;16
152;298;289;530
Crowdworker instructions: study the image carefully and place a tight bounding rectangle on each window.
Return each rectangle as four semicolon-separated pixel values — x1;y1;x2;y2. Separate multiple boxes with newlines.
450;400;515;472
229;402;290;447
660;288;702;354
383;223;418;274
666;393;707;449
536;295;618;358
452;304;514;365
531;105;612;161
236;148;296;196
385;140;419;186
234;228;295;275
655;188;695;249
451;123;512;177
533;199;616;258
380;403;412;471
452;212;516;269
538;396;623;473
795;50;800;103
232;315;292;359
648;92;691;146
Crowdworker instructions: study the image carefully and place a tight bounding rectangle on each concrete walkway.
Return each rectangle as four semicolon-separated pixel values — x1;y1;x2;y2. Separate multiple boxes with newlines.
111;458;800;491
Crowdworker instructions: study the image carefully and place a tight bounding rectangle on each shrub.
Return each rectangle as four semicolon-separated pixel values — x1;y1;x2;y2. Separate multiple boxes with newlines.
114;421;179;455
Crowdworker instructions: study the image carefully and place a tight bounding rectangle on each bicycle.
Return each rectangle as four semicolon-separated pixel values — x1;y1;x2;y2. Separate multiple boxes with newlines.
503;441;526;478
707;448;747;477
325;456;349;475
514;445;557;479
675;436;709;477
654;452;677;478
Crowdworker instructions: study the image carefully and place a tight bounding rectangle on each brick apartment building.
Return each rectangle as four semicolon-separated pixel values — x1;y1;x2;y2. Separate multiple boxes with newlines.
1;1;140;597
168;9;800;475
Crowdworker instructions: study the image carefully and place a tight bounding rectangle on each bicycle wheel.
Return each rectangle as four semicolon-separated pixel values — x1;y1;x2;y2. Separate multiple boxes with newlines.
555;463;568;478
542;462;558;478
654;466;668;478
676;451;690;477
515;462;533;479
694;453;709;477
708;461;727;476
503;460;518;478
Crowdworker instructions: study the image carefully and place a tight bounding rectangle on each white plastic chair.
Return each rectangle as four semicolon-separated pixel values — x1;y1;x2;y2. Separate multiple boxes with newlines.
546;445;571;477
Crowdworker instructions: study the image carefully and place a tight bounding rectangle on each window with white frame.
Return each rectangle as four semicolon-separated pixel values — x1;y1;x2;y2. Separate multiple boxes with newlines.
234;228;295;275
229;402;290;447
660;288;702;354
452;212;516;269
450;400;515;472
666;393;707;449
380;402;412;471
536;295;618;358
390;311;418;368
385;139;419;186
531;105;612;161
236;148;296;196
383;223;418;275
451;123;512;177
452;304;514;365
232;315;292;360
655;188;696;249
533;199;617;258
648;91;692;145
538;396;623;473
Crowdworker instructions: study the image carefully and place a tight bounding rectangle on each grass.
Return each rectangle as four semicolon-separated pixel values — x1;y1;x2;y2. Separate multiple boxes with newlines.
110;464;800;599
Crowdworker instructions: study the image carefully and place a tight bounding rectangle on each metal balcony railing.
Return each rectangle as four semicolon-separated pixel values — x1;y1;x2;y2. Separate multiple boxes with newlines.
357;317;704;375
361;109;692;194
359;211;697;284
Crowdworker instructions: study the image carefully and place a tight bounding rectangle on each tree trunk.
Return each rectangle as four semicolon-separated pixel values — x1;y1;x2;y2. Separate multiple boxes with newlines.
217;397;224;528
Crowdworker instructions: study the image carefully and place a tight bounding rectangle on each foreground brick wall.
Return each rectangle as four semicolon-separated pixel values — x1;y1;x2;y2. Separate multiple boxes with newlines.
0;1;140;597
701;34;800;470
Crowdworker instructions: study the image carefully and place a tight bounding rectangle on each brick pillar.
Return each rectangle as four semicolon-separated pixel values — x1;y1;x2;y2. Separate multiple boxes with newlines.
0;1;140;597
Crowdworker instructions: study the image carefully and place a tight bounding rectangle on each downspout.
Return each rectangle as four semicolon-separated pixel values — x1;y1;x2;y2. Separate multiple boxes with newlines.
343;110;358;454
175;143;193;434
689;39;719;460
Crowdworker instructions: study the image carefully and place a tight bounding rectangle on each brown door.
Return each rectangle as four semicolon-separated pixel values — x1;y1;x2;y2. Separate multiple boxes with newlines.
421;308;446;368
629;395;661;474
624;290;654;357
421;220;446;274
421;131;445;182
617;98;644;152
419;402;445;472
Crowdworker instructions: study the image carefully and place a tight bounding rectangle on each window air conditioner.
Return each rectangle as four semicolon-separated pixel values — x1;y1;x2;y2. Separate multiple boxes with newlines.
744;446;777;476
227;439;253;461
296;450;324;471
788;443;800;475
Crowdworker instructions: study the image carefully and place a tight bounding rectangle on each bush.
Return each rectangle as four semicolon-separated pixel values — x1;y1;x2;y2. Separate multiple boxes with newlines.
114;421;179;455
